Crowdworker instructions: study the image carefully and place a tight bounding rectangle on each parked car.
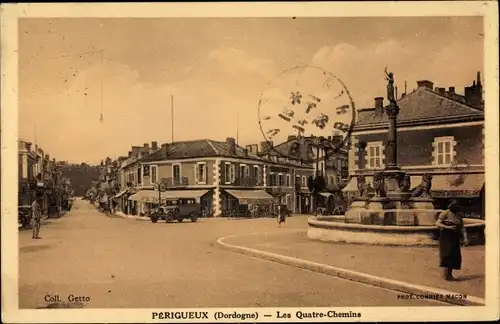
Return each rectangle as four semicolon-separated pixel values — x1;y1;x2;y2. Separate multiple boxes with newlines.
150;198;201;223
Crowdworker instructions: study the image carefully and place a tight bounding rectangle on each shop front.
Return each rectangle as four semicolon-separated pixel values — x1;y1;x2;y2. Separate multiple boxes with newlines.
223;189;274;217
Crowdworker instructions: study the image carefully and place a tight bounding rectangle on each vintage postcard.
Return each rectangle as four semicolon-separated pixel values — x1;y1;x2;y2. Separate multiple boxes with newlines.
1;1;499;323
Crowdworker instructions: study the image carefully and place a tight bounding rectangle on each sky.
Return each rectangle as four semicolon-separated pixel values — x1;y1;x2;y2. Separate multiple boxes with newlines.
18;17;483;164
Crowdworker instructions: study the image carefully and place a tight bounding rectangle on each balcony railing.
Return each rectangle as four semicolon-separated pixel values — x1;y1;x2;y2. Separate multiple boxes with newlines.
161;177;189;187
234;176;263;186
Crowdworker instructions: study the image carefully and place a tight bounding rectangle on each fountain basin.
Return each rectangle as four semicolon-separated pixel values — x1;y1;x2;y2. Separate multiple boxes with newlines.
308;216;485;246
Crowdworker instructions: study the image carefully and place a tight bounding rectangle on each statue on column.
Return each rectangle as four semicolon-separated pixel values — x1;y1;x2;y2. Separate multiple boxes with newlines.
385;67;395;103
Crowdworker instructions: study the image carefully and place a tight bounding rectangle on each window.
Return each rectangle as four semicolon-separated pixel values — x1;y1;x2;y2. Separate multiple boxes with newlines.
278;173;283;186
173;164;181;182
230;165;235;182
129;172;135;184
434;136;455;166
302;176;307;188
269;173;276;186
150;166;158;184
286;174;291;187
224;163;231;184
224;162;235;184
195;162;206;184
253;165;259;181
366;142;383;169
295;175;301;187
137;168;142;185
239;164;249;180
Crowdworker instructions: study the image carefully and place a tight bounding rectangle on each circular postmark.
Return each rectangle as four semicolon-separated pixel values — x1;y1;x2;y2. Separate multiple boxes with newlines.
258;65;356;159
446;158;470;187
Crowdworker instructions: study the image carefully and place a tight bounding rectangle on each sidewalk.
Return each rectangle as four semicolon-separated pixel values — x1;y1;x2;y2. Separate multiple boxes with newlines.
221;231;485;299
113;211;150;221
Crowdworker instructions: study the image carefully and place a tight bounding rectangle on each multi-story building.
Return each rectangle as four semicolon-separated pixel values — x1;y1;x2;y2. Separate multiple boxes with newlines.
343;72;485;217
118;138;315;216
258;135;349;212
18;140;62;214
18;140;37;206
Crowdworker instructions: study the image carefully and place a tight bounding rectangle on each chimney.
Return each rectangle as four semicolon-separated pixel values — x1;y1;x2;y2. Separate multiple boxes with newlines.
151;141;158;150
374;97;384;115
434;87;446;95
464;71;483;109
226;137;236;155
128;151;132;157
243;148;249;156
45;154;50;161
161;143;169;152
131;146;141;156
260;141;273;153
417;80;434;90
287;135;296;141
328;136;332;142
25;142;32;152
448;87;455;94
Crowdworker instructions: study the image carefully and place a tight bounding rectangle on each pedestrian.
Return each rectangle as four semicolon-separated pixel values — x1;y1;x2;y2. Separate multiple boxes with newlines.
31;197;42;239
435;200;469;281
277;205;286;227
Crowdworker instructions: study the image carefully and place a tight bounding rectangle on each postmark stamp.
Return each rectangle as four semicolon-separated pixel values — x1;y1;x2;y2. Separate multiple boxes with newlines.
258;65;356;159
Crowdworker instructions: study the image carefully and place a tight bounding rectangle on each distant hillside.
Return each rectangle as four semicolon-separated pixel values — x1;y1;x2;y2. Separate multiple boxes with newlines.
59;163;101;196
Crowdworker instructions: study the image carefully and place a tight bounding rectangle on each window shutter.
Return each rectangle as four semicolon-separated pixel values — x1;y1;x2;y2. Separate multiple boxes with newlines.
230;164;235;182
195;164;199;183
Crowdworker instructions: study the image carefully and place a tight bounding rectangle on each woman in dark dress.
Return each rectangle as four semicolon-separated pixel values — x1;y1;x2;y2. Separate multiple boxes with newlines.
435;200;469;281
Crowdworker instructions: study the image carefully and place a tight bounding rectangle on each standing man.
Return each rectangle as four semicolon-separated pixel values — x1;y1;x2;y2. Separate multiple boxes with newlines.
31;197;42;239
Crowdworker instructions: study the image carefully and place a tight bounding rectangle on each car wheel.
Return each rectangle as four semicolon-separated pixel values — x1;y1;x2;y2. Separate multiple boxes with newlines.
151;216;158;223
177;218;183;223
165;212;174;223
190;212;198;222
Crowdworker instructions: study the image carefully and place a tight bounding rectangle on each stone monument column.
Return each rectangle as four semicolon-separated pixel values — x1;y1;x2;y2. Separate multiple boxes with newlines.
385;102;400;170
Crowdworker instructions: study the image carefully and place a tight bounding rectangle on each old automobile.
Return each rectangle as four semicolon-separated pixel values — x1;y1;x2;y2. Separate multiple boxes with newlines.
150;198;200;223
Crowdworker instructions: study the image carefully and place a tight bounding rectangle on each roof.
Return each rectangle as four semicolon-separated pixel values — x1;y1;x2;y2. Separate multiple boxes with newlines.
259;137;348;160
140;139;313;168
354;87;484;130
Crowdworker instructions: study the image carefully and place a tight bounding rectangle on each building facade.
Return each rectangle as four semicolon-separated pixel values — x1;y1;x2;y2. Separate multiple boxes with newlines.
343;73;485;217
113;138;316;217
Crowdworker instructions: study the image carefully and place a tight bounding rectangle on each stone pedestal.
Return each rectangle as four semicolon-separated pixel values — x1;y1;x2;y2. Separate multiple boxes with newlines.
410;197;435;209
344;197;369;224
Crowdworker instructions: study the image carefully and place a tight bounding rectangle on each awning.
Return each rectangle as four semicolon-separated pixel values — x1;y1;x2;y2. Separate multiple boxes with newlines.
319;192;334;198
226;189;274;205
429;174;484;198
114;189;128;199
128;190;209;203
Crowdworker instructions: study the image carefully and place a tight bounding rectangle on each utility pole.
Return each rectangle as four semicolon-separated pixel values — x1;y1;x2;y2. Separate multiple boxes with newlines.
171;94;174;143
236;110;239;145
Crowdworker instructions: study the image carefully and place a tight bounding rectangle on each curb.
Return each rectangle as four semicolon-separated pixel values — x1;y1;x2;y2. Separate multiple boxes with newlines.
216;233;485;307
113;212;152;222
